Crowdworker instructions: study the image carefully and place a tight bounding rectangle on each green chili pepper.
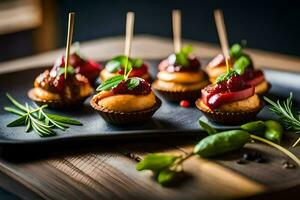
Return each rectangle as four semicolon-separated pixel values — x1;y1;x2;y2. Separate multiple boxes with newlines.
240;120;265;136
264;120;283;144
193;130;250;158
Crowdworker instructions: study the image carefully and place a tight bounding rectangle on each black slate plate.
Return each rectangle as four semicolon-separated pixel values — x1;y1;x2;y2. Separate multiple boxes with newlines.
0;60;300;145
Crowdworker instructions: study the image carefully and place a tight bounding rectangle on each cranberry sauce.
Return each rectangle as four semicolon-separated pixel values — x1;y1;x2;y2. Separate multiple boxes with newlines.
55;53;101;83
158;54;201;72
201;74;254;110
112;78;151;95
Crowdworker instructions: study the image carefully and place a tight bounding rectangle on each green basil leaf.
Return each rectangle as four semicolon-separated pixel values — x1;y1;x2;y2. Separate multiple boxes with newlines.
157;169;179;186
136;154;178;171
7;115;27;127
181;45;193;55
96;75;124;91
131;58;143;68
230;43;242;58
46;113;82;125
176;52;190;67
106;60;121;73
199;120;218;135
127;77;140;90
233;56;250;75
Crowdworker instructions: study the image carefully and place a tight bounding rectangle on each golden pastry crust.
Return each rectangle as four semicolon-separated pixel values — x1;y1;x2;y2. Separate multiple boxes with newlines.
199;94;260;112
152;79;209;92
100;68;150;82
206;66;228;83
157;71;206;84
255;80;269;94
96;91;156;112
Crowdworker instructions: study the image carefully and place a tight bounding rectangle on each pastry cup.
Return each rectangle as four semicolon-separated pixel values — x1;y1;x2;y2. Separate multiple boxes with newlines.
152;80;209;102
90;96;162;125
28;88;92;110
195;98;264;124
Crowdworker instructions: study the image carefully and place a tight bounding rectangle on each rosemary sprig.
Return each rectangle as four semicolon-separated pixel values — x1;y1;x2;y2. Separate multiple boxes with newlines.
264;93;300;147
4;93;82;137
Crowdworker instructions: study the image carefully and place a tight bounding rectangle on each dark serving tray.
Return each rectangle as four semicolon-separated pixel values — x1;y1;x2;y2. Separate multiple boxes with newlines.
0;60;300;145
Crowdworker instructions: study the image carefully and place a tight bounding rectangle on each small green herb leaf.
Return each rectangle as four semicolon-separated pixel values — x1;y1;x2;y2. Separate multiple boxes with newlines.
5;94;82;137
233;56;250;75
181;45;193;55
58;66;75;76
106;60;121;73
6;93;26;112
131;58;143;68
216;70;238;83
127;77;140;90
199;120;217;135
230;43;242;58
46;113;82;125
7;115;27;127
136;154;178;171
96;75;124;91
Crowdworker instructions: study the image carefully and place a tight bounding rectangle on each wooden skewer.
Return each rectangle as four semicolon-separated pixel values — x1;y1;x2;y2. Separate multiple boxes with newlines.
124;12;135;77
214;9;230;60
172;9;181;53
64;12;75;78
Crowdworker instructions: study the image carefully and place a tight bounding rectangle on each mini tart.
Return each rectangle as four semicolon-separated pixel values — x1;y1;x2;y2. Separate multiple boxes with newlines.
28;69;93;109
196;73;263;124
153;58;210;102
90;79;161;125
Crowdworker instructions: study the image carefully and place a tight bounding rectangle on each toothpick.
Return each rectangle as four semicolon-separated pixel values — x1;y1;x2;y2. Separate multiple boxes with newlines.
64;12;75;78
124;12;135;79
172;9;181;53
214;9;230;60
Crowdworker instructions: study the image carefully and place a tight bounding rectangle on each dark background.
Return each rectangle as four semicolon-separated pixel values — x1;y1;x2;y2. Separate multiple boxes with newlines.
1;0;300;61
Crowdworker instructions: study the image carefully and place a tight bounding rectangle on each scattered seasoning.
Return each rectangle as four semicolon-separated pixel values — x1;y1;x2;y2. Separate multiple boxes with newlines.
240;152;266;164
180;100;190;108
282;161;295;169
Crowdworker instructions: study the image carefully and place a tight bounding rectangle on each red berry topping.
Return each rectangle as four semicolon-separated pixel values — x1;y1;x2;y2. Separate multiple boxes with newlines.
112;78;151;95
226;74;246;92
180;100;190;108
55;53;102;83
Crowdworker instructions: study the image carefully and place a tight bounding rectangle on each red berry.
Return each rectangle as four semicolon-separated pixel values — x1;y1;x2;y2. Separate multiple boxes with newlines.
226;74;246;92
180;100;190;108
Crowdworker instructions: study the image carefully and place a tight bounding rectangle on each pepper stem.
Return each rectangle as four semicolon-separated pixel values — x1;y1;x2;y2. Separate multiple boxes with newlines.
250;134;300;167
292;136;300;148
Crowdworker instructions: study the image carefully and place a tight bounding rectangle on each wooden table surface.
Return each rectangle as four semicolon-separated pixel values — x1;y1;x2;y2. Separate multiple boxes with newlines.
0;35;300;200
